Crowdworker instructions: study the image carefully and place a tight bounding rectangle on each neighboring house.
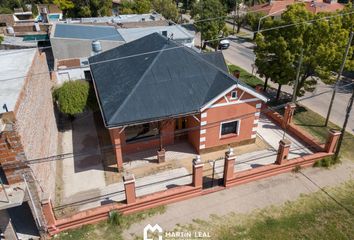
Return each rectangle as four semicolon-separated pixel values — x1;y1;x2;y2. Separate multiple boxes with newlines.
0;49;58;239
77;13;169;28
248;0;344;16
50;23;195;82
36;4;63;23
118;25;195;47
89;33;268;169
50;23;125;60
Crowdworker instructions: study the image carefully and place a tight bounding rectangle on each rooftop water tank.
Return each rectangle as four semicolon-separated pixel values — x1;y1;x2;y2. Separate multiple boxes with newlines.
91;40;102;56
6;26;14;35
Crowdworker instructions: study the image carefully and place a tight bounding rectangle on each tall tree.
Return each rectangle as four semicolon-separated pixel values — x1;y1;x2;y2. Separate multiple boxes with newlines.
152;0;178;22
191;0;226;49
255;4;353;99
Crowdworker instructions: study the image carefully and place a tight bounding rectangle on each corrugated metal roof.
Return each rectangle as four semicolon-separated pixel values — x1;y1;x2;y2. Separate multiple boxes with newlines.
89;33;260;128
54;23;124;41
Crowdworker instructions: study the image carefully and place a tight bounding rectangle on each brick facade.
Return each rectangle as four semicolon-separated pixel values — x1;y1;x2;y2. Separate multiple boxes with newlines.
12;51;58;199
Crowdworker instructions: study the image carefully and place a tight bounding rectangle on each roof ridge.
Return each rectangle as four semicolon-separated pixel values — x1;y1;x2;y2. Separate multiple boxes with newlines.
109;39;173;124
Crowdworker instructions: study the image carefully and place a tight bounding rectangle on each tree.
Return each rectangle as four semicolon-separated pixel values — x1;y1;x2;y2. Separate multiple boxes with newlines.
53;80;92;117
191;0;226;49
66;0;112;18
152;0;178;22
255;4;353;100
120;0;151;14
53;0;74;16
0;36;3;44
245;11;265;39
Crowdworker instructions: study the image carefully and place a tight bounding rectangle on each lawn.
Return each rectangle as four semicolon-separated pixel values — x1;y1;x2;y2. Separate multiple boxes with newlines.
227;64;264;87
54;206;165;240
291;105;354;161
174;180;354;240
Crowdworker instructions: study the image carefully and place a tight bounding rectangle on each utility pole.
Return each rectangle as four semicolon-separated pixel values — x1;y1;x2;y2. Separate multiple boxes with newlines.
200;0;203;49
292;47;304;103
233;0;238;34
335;85;354;159
325;1;354;126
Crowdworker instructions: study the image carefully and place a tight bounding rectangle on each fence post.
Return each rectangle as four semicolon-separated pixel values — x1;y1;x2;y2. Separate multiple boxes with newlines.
123;173;136;204
324;129;341;153
41;198;56;228
223;148;236;187
283;103;296;128
275;139;291;165
192;155;204;188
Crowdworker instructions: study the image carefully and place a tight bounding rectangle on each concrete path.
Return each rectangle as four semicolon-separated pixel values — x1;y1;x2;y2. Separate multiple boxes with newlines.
61;167;192;212
123;160;354;239
60;112;106;200
212;115;312;175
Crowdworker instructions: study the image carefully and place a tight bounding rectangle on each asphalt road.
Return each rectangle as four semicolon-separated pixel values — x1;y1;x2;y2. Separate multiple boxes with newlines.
222;37;354;135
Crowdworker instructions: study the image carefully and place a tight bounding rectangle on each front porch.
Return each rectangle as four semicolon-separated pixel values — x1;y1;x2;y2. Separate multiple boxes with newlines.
109;115;202;172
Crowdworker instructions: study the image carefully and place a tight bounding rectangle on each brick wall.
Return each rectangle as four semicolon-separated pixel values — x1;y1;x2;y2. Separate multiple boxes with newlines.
14;51;58;199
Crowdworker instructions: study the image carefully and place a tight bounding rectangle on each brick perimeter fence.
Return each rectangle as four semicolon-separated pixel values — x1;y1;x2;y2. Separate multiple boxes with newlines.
42;104;340;237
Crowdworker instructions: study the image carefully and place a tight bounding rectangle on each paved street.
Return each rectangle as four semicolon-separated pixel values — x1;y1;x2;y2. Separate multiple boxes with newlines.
222;36;354;134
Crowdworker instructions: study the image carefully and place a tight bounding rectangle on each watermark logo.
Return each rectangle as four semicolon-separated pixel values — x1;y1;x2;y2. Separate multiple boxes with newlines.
143;224;163;240
143;223;211;240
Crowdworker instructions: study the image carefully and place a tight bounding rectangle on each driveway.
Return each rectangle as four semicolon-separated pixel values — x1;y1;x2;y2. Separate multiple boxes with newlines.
222;36;354;135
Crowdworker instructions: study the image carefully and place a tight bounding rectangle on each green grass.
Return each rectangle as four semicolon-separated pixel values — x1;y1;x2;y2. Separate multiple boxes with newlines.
54;206;166;240
292;105;354;161
175;181;354;240
227;64;264;87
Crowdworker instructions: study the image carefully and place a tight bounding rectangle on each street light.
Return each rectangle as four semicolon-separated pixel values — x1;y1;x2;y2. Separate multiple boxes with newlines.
257;9;286;34
252;8;286;76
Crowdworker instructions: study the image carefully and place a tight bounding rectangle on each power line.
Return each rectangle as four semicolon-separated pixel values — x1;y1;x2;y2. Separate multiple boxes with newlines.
5;83;351;167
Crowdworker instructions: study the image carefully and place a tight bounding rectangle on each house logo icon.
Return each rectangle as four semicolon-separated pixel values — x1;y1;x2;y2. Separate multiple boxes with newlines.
143;224;163;240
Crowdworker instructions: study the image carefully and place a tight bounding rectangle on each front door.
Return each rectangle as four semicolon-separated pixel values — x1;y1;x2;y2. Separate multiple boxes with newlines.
175;117;188;141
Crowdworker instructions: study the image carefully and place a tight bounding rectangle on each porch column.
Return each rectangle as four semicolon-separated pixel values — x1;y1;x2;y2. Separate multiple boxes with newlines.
192;155;204;188
324;129;341;153
283;103;296;128
109;128;125;171
123;173;136;204
160;119;175;148
223;148;236;187
275;139;291;165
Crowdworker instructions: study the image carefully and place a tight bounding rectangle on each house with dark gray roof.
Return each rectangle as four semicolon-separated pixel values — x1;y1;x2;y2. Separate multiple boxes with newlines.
89;33;268;170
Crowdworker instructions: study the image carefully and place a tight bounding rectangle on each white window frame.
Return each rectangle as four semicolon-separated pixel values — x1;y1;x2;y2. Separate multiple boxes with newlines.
219;119;241;138
230;91;237;100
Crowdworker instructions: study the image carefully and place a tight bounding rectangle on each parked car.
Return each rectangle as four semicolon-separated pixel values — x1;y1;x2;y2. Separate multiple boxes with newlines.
218;39;230;49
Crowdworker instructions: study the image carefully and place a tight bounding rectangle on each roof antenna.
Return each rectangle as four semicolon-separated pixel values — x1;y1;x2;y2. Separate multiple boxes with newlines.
169;33;174;40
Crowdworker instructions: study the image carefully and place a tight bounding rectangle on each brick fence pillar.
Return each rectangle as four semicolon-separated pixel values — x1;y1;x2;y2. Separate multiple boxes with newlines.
41;199;56;227
123;173;136;204
283;103;296;128
275;139;291;165
109;128;125;172
192;155;204;188
324;129;341;153
223;148;236;187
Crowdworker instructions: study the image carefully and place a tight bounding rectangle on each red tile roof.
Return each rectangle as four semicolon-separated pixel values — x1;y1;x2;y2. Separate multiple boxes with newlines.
248;0;344;15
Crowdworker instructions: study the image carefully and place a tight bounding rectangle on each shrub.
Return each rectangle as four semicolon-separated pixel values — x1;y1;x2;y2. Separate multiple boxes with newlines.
108;211;122;226
53;80;92;117
313;155;340;168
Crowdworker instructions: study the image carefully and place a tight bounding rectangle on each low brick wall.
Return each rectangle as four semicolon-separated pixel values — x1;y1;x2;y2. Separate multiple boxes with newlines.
262;106;324;152
225;152;331;187
46;185;202;235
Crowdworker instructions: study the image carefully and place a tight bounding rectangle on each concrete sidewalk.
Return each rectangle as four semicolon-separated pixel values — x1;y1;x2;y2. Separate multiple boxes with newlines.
123;160;354;239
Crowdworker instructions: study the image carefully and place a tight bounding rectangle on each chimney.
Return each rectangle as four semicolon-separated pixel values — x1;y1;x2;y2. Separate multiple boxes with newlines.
162;30;167;37
91;40;102;56
233;70;240;79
